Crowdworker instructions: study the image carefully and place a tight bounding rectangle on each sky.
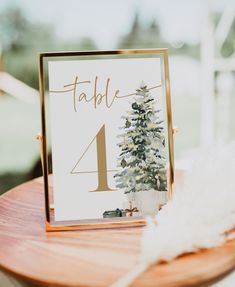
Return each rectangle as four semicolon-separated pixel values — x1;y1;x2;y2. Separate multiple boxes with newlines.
0;0;234;48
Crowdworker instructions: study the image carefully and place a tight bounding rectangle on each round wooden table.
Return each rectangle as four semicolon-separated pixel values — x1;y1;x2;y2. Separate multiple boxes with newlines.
1;176;235;287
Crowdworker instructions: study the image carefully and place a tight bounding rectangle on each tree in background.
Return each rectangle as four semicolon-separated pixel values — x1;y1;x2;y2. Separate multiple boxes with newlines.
0;7;97;89
117;12;200;59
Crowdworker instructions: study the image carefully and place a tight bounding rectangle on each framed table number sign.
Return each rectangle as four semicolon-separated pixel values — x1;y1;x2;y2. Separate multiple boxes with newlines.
38;49;174;231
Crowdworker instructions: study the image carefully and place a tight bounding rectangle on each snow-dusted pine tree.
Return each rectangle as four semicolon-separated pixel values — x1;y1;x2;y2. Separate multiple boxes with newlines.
114;83;167;194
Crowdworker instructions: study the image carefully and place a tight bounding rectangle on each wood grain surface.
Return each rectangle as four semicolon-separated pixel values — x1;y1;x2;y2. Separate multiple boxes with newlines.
0;176;235;287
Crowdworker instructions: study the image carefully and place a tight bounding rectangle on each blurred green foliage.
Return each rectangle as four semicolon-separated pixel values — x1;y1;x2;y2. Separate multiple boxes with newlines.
213;12;235;58
0;7;97;90
117;13;200;59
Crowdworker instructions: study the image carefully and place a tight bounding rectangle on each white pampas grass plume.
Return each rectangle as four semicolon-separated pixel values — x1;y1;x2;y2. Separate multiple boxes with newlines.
141;141;235;264
111;141;235;287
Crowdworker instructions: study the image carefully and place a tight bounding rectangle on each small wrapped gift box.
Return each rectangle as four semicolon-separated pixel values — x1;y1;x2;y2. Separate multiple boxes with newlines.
103;208;127;218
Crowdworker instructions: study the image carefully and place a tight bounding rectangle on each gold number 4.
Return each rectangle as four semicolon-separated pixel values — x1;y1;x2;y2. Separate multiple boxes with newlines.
71;124;116;192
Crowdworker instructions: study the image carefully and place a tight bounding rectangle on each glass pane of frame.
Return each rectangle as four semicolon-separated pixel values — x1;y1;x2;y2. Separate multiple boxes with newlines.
38;49;174;231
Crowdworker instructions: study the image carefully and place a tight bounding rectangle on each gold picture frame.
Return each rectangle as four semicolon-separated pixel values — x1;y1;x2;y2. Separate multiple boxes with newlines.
38;48;174;231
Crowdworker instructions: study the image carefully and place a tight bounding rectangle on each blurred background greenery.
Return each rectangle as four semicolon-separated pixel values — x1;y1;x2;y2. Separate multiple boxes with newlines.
0;0;235;195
